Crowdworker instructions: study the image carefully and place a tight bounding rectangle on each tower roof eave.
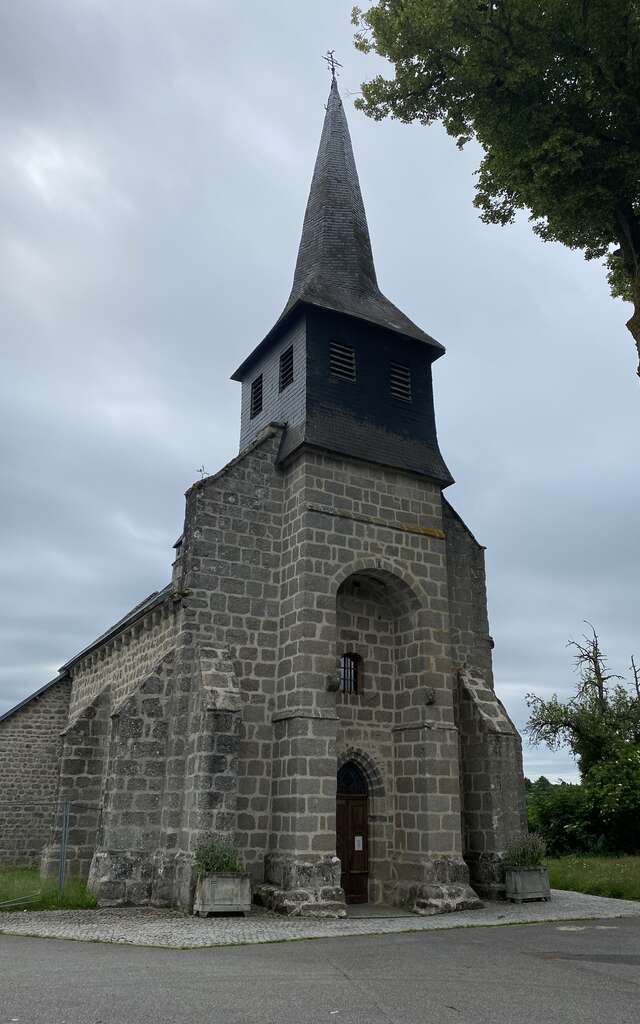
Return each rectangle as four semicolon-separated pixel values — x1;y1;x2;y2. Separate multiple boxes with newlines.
230;296;444;381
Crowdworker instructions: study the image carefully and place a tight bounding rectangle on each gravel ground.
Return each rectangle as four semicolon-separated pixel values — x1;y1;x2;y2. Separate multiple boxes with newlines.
0;889;639;948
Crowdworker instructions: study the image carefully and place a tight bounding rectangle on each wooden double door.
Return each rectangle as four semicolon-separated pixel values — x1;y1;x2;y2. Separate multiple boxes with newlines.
336;792;369;903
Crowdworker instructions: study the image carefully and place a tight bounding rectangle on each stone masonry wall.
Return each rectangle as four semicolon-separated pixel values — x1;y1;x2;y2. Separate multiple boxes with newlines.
335;577;396;903
87;652;176;905
170;427;285;901
444;499;526;897
41;689;111;881
443;500;493;680
267;447;478;913
68;601;179;718
0;678;71;866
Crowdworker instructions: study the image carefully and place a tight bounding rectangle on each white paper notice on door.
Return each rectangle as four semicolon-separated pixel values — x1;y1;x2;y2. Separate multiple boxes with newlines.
354;835;363;851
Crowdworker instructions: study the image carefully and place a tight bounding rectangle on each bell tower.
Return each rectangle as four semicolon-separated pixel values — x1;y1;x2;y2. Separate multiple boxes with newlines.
232;77;452;487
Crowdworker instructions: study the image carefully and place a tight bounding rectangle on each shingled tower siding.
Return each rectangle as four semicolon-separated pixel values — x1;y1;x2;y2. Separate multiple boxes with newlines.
238;317;306;454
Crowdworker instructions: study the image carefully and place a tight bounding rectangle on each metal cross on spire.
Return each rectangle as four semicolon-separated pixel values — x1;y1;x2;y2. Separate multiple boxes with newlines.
322;49;343;80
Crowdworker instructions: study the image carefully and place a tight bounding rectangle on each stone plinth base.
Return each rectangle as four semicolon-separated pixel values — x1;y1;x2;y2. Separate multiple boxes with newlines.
386;855;483;916
411;882;482;916
255;853;346;918
87;849;194;909
465;852;507;900
88;850;155;906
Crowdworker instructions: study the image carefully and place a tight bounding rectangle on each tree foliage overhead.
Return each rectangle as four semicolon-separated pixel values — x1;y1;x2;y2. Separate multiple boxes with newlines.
353;1;640;375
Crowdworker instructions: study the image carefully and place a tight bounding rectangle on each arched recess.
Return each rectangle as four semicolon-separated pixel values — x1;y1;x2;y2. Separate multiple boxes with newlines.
338;747;385;800
331;558;423;611
332;565;434;905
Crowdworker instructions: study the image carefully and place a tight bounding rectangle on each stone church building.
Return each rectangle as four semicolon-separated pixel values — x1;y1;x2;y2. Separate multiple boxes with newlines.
0;78;526;916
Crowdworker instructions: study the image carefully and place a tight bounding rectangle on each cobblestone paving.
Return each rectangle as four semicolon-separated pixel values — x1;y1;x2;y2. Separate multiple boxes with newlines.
0;891;638;948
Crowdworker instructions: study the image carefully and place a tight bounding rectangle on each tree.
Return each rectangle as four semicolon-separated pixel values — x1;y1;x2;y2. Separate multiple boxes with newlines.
525;624;640;774
352;1;640;377
525;628;640;852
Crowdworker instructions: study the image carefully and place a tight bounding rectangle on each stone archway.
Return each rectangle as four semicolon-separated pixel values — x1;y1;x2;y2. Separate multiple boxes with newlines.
334;567;423;905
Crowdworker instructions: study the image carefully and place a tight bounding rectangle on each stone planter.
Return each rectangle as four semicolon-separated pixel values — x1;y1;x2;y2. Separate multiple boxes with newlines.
505;866;551;903
193;873;252;916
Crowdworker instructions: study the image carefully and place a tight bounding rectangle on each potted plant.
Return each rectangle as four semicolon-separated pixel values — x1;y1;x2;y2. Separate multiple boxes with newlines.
504;833;551;903
192;840;251;917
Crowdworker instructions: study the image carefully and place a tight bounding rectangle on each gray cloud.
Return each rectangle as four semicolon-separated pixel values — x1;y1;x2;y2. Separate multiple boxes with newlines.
1;0;638;782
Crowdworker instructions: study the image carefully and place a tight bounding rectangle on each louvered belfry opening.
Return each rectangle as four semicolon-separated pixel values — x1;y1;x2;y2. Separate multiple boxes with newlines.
250;375;263;418
279;345;294;392
390;362;412;402
330;341;356;383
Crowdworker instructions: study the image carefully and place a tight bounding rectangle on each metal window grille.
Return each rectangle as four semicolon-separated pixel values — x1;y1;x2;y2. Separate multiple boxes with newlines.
279;346;294;392
330;341;356;383
340;653;360;694
390;362;412;402
250;374;263;418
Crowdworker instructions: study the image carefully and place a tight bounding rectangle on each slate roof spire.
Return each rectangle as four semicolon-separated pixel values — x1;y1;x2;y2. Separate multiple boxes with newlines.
232;77;443;381
276;77;443;352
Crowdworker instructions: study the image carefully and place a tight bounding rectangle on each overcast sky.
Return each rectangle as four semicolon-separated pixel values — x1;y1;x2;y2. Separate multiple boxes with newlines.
1;1;638;782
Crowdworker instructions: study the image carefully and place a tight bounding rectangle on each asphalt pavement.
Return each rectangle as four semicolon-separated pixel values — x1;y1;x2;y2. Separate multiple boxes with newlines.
1;917;639;1024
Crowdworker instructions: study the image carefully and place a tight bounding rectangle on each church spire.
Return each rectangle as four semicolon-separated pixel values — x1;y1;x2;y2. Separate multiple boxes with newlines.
275;77;443;353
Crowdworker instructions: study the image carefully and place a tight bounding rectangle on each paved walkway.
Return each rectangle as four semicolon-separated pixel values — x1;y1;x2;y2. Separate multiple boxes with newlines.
0;890;639;948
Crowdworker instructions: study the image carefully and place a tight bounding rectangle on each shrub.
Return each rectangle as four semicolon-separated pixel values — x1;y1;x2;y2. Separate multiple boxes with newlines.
505;833;547;867
193;840;244;878
527;777;595;855
583;746;640;853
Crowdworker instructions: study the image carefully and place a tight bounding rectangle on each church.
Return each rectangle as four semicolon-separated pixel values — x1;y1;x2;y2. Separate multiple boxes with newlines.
0;76;526;916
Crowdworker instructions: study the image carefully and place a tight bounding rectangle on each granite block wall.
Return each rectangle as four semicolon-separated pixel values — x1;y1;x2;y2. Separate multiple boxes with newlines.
87;652;175;905
41;689;111;881
68;601;179;718
0;678;71;866
170;426;285;902
444;498;526;896
1;424;525;915
265;447;479;913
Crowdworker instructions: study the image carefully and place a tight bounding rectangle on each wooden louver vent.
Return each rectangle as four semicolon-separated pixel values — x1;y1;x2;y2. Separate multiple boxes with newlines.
330;341;356;382
279;345;294;392
390;362;412;402
250;374;263;418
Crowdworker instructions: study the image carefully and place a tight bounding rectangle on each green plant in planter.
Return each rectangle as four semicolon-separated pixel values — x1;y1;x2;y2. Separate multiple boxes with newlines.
505;833;547;868
504;833;550;903
193;840;244;878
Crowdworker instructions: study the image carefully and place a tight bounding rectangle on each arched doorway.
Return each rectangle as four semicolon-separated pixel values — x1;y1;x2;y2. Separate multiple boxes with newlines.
336;761;369;903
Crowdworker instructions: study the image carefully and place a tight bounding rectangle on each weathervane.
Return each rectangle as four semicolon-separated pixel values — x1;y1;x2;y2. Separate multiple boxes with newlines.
323;49;342;80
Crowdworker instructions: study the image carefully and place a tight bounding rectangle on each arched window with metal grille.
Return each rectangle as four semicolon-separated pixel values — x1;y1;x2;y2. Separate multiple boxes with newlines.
339;653;361;694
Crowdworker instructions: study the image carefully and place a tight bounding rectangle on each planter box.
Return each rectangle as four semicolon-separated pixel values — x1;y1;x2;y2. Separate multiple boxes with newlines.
505;866;551;903
193;873;252;916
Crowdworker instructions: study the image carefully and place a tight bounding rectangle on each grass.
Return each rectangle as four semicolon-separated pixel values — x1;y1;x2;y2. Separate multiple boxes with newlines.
0;867;97;912
546;854;640;901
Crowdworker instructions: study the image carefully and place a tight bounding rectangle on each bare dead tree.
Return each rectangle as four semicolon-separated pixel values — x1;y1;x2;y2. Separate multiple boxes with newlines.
631;655;640;699
568;622;622;709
